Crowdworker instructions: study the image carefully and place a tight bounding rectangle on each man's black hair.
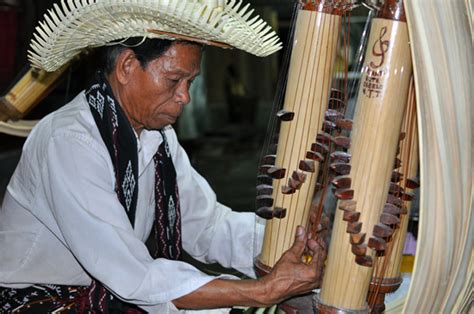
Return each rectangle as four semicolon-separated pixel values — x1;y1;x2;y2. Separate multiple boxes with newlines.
99;37;201;74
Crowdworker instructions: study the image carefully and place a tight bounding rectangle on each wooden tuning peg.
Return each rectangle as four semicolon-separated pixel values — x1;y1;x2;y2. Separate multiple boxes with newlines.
336;118;353;131
399;132;406;141
401;191;415;201
380;213;401;225
256;195;274;208
267;166;286;179
391;170;403;183
352;244;367;256
299;160;315;172
306;151;324;162
389;182;404;196
325;109;344;122
316;132;333;145
273;207;287;219
347;221;362;234
281;185;296;194
277;109;295;121
343;211;361;222
259;165;272;175
311;142;329;155
330;151;351;163
323;120;336;132
332;175;351;189
355;255;373;267
292;170;307;183
256;207;273;219
330;88;343;100
406;177;420;189
328;98;346;110
288;177;303;190
350;232;366;245
383;203;402;215
261;154;276;165
256;184;273;196
368;236;387;251
330;162;351;175
333;136;351;149
339;200;357;211
334;188;354;200
386;194;403;208
257;174;273;185
373;223;394;238
393;157;402;169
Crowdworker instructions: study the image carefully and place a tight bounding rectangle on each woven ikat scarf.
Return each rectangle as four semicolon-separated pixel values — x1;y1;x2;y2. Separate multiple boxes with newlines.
82;72;182;311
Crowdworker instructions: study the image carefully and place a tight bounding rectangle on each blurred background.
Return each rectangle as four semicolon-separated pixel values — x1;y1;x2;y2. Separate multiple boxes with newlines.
0;0;372;213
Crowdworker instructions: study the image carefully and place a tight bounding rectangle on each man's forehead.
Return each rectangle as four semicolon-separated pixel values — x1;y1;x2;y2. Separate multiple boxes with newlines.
166;67;201;75
156;44;202;75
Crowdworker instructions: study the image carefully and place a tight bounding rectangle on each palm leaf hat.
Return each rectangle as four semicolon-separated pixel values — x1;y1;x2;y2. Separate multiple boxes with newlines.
28;0;283;72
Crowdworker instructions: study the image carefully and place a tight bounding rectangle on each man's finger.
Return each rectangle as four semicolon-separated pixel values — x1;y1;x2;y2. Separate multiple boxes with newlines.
306;238;319;253
307;234;327;250
308;237;327;264
289;225;307;256
315;235;327;251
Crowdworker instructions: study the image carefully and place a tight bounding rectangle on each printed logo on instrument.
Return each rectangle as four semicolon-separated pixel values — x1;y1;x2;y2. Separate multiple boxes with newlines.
363;26;390;99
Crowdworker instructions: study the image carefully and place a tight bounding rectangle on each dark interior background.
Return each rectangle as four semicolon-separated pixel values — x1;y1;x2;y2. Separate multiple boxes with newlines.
0;1;380;215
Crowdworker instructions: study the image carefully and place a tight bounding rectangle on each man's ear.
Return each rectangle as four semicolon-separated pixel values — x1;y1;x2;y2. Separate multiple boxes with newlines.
114;49;140;85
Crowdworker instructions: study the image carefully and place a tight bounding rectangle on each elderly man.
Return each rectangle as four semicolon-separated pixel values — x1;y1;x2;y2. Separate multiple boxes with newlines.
0;1;326;313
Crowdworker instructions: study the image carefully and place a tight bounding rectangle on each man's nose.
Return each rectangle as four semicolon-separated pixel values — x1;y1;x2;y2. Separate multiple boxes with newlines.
176;82;191;105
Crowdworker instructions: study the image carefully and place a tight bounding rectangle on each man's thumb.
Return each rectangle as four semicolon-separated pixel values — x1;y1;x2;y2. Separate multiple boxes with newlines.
290;226;306;254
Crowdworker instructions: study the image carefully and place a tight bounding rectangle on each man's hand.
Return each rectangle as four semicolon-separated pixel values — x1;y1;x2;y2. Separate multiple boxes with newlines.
258;226;327;306
173;226;328;310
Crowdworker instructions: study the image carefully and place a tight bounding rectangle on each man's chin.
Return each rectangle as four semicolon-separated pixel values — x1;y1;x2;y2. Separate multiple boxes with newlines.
145;121;176;131
166;117;178;126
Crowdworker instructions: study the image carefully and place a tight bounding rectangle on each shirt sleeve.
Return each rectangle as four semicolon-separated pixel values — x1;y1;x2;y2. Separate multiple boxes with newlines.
165;129;260;278
40;133;227;310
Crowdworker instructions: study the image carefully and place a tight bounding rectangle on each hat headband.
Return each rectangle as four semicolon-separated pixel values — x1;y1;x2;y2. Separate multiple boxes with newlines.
29;0;282;72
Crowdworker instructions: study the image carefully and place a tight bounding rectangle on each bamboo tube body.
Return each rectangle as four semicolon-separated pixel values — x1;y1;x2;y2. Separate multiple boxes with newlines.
258;9;340;268
383;82;419;280
319;18;412;310
0;66;67;121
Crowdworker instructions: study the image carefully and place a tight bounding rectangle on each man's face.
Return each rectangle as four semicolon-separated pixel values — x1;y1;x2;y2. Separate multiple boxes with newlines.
120;42;202;131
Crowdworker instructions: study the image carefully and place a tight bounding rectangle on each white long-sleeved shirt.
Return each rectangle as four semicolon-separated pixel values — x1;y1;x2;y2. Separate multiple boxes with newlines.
0;92;260;313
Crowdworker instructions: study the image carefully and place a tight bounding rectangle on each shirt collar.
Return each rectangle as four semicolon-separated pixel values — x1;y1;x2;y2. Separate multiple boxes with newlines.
137;128;162;176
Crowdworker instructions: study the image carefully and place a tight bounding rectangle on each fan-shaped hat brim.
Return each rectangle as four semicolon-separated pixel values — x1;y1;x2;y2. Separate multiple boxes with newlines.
29;0;283;72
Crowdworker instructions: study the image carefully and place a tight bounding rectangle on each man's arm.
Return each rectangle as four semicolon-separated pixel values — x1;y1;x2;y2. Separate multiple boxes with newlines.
173;225;326;309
